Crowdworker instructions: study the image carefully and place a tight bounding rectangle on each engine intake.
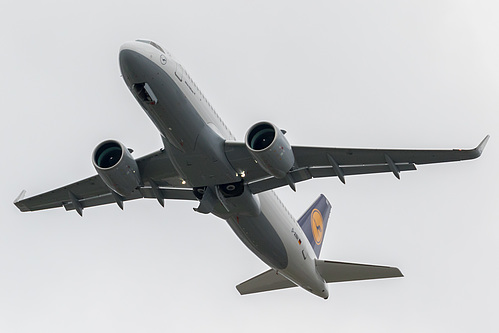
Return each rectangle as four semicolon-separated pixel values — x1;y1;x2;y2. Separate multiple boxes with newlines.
93;140;142;196
245;122;294;179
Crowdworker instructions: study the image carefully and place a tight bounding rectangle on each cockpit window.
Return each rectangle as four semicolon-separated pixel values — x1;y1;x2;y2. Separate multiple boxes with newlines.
135;39;165;53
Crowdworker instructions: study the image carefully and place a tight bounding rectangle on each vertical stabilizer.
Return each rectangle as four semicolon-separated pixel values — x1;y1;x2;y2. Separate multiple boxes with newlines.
298;194;332;258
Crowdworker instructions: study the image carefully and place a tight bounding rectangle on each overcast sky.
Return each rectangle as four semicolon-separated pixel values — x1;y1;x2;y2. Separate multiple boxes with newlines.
1;1;497;332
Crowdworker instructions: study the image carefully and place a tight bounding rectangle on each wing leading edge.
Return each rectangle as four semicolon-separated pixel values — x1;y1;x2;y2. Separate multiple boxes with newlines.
15;136;489;214
225;135;489;193
14;149;197;215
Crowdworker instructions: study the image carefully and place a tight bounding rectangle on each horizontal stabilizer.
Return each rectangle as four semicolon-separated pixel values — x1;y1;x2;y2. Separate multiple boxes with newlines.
316;260;403;283
236;269;296;295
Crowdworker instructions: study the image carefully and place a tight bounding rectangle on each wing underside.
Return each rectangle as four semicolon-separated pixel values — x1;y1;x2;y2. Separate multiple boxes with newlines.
225;135;489;192
14;149;197;215
15;136;489;214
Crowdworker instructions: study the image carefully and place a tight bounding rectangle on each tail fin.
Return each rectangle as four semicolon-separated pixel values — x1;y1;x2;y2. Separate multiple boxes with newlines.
298;194;332;258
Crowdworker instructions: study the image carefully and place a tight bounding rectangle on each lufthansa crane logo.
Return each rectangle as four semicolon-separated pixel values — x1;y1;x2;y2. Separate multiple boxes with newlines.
311;209;324;245
160;54;167;65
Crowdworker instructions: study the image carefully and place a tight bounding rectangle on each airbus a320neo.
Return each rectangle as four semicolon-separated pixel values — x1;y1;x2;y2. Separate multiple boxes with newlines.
15;40;488;299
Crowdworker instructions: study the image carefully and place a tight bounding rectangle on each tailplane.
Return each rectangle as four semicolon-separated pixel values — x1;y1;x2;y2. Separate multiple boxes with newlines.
315;260;403;283
236;269;295;295
236;261;403;296
236;195;402;297
298;194;332;258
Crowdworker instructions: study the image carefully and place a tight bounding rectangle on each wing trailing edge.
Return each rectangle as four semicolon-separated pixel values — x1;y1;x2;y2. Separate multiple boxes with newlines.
226;135;489;192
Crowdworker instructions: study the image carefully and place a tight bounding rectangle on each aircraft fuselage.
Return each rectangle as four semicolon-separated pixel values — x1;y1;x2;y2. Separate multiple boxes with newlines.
119;41;329;298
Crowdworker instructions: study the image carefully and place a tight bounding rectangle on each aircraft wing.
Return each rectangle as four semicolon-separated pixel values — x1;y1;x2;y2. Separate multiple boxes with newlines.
225;135;489;194
14;149;197;215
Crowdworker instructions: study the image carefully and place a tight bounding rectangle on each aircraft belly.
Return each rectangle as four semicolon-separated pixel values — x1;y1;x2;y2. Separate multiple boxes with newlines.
165;125;240;187
225;192;309;274
226;199;288;270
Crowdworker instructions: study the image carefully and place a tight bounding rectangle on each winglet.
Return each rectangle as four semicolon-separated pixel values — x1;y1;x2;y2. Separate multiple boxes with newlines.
13;190;29;212
14;190;26;204
475;135;490;156
457;135;490;160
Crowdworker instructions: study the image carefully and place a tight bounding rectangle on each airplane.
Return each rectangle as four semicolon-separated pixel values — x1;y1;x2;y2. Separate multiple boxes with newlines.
14;40;489;299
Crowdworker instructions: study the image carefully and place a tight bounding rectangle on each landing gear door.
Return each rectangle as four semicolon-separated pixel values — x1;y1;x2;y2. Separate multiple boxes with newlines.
175;63;184;82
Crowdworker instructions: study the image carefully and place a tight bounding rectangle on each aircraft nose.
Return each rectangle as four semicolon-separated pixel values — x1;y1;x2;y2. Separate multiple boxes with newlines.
120;41;140;53
119;42;145;65
119;40;170;84
119;43;150;84
120;50;140;83
120;40;167;58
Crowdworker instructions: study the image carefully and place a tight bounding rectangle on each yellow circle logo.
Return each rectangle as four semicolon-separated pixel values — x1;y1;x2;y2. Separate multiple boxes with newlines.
311;209;324;245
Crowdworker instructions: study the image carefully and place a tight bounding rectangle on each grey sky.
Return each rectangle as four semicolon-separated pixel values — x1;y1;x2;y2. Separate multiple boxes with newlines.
1;1;497;332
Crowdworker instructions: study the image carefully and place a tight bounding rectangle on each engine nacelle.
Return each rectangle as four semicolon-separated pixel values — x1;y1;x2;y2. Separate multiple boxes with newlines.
245;122;294;179
92;140;142;197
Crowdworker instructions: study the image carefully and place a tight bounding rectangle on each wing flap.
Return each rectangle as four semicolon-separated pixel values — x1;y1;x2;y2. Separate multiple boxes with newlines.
62;187;197;211
316;260;403;283
14;175;110;212
14;148;196;214
226;136;488;192
248;163;416;194
236;269;297;295
293;135;489;168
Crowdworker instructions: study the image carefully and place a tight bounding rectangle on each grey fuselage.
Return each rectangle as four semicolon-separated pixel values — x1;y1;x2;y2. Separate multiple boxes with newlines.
119;41;328;298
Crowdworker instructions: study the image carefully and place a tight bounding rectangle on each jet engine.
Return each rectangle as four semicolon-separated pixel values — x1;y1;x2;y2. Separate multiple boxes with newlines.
92;140;142;196
245;122;294;178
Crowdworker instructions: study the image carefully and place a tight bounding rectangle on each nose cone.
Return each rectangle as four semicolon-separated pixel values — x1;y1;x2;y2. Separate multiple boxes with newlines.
119;40;170;85
119;41;146;62
120;41;141;54
119;40;167;61
119;42;150;85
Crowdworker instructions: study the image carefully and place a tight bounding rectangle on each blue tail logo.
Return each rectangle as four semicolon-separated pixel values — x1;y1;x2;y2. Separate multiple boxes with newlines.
298;194;332;258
